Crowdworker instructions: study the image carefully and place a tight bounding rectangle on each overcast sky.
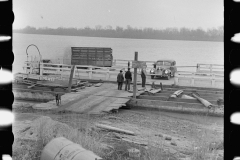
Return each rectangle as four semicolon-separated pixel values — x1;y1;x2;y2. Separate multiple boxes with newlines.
13;0;223;30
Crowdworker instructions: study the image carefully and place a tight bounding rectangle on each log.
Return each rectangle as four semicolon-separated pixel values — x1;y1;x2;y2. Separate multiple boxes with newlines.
148;88;161;94
192;93;213;108
95;123;136;135
27;84;37;88
94;83;103;87
122;138;147;146
170;90;183;98
181;94;196;99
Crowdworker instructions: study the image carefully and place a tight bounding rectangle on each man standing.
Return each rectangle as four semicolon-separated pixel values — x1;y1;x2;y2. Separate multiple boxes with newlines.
141;66;147;88
125;68;132;91
117;70;124;90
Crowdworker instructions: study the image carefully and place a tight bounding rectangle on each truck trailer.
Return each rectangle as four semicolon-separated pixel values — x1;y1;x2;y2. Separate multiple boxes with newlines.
71;47;113;67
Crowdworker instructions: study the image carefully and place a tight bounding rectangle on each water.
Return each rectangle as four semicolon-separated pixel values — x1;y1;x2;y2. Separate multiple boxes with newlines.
13;33;224;74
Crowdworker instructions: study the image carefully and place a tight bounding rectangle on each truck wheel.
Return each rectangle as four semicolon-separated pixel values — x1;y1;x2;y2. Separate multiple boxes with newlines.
151;75;154;79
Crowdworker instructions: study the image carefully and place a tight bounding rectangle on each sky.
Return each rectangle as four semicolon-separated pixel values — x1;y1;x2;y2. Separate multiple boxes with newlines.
13;0;224;30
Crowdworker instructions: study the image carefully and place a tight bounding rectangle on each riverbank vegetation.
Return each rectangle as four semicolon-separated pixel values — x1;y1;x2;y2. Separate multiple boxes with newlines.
13;25;223;42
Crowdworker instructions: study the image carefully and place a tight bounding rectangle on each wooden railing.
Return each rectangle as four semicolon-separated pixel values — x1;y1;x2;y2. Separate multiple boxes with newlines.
174;71;224;88
22;61;224;89
196;64;224;75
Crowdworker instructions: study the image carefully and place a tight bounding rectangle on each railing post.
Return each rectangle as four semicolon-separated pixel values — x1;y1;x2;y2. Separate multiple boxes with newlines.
68;65;75;93
57;64;61;74
40;63;43;76
89;67;93;79
210;64;212;73
30;62;33;74
211;74;215;87
174;72;179;86
191;73;195;86
73;66;76;78
106;68;110;81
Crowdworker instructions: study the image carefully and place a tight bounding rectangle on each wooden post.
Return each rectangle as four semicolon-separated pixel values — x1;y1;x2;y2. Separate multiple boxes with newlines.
40;63;43;76
133;52;138;99
89;67;93;79
68;65;75;93
106;68;110;80
73;66;76;78
210;64;212;73
191;73;195;86
30;62;33;74
174;72;179;86
196;64;199;72
211;74;215;87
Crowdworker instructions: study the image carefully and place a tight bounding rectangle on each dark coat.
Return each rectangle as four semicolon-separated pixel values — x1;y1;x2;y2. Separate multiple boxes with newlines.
125;71;132;80
141;69;146;78
117;73;124;82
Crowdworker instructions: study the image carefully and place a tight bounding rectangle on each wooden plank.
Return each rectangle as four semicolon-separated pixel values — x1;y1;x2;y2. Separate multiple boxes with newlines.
94;83;103;87
137;95;218;105
65;95;104;113
159;84;224;91
148;89;162;94
161;88;223;95
128;99;223;117
157;90;223;97
87;97;119;114
27;84;37;88
141;92;223;100
95;124;136;135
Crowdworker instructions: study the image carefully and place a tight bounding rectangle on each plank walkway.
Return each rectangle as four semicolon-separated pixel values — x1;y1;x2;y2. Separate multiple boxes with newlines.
32;83;143;114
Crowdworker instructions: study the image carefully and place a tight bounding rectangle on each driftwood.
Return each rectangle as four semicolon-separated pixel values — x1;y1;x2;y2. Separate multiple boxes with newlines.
94;83;103;87
192;93;213;108
27;84;37;88
148;88;162;94
181;94;196;99
121;138;148;146
95;124;136;135
170;90;183;98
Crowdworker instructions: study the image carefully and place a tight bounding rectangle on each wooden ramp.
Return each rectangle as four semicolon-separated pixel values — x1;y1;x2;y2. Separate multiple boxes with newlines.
33;83;142;114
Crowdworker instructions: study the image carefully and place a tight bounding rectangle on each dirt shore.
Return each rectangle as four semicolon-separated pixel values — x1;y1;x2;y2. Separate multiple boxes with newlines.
13;105;223;160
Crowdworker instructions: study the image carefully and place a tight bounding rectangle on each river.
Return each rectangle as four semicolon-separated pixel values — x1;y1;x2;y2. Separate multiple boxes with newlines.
13;33;224;73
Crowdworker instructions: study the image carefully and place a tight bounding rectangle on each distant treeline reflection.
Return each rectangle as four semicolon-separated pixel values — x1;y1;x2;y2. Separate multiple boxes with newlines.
14;25;223;42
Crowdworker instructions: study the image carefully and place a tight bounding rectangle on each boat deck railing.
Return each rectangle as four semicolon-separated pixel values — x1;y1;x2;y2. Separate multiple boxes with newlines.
20;60;224;89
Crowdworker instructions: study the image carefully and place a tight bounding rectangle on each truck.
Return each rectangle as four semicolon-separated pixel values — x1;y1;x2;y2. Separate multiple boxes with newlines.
71;47;113;67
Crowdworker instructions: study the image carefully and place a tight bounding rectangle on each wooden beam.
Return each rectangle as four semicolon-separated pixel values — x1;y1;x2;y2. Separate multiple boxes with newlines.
68;65;75;93
133;52;138;99
137;95;218;105
141;92;223;100
128;99;223;117
95;123;136;135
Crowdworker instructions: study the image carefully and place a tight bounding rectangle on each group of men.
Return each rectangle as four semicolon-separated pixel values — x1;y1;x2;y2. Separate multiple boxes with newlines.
117;67;147;91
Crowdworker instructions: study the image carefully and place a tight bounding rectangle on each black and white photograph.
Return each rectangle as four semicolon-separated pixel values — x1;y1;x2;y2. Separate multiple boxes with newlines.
12;0;223;159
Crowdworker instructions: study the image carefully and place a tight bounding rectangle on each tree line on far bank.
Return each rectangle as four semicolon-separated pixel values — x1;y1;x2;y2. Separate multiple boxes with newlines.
13;25;223;42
